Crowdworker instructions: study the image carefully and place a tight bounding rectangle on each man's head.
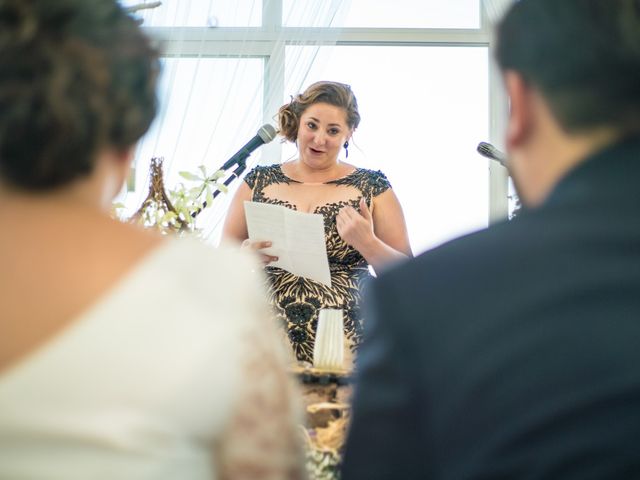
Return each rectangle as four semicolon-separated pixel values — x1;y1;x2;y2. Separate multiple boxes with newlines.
496;0;640;206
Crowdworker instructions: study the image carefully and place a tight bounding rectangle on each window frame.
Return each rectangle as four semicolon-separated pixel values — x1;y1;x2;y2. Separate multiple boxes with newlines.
143;0;509;224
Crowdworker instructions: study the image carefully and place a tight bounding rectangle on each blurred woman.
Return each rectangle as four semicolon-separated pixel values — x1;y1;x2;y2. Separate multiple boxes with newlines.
223;81;412;365
0;1;304;478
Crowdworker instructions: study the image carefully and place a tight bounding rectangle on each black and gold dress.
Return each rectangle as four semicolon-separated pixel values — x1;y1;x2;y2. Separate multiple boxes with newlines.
244;164;392;364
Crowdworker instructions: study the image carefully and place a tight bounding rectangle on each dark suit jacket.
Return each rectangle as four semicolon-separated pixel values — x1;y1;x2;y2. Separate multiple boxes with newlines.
342;137;640;480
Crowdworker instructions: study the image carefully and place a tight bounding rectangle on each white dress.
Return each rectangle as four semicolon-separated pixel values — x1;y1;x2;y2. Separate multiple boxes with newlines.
0;239;303;480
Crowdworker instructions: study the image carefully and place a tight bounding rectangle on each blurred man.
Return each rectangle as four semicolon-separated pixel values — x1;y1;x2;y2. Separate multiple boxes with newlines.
342;1;640;479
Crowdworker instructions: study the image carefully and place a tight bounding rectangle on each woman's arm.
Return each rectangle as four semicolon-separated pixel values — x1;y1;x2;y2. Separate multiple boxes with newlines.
337;189;412;272
221;181;252;242
221;182;278;264
215;259;306;480
216;327;306;480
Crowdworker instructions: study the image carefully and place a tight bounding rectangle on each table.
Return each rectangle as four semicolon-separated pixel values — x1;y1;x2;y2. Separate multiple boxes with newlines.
291;365;353;479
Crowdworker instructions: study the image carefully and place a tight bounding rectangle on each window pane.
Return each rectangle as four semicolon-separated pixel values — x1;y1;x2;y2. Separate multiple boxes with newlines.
119;0;261;27
123;57;263;221
285;46;489;253
284;0;481;29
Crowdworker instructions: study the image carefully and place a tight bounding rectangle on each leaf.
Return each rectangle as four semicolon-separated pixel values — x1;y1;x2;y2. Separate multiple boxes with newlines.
179;171;202;181
206;185;214;206
209;169;225;181
160;212;178;224
188;186;203;198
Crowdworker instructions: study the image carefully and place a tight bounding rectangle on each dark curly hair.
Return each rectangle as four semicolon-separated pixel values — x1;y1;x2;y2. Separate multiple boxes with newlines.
496;0;640;135
278;81;360;142
0;0;160;190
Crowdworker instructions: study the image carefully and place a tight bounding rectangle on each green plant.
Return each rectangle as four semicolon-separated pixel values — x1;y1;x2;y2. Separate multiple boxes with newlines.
115;158;228;234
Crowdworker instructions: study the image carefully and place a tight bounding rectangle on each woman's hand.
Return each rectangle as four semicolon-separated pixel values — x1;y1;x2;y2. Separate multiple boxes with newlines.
336;198;376;252
241;239;279;266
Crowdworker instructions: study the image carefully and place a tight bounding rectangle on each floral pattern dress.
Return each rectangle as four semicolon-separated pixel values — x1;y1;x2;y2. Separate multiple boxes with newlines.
244;164;392;364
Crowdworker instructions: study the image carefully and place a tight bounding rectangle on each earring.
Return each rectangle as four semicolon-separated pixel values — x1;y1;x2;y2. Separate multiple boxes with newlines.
344;141;349;158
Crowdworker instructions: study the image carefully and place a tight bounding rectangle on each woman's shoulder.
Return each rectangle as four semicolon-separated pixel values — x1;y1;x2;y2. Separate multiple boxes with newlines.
248;163;281;174
246;163;284;175
129;237;267;329
342;166;392;195
244;163;287;188
353;166;390;180
158;238;260;287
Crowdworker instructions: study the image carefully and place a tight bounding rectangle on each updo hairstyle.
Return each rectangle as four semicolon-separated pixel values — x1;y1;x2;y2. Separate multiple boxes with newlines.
278;81;361;142
0;0;160;190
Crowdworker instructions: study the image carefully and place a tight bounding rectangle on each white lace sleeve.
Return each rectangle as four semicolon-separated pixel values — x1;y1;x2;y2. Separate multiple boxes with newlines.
216;295;306;479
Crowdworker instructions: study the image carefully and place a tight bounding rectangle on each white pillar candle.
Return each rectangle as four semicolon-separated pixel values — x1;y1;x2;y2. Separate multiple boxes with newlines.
313;309;344;371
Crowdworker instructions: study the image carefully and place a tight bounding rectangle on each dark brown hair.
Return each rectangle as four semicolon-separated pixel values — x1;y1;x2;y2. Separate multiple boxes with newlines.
496;0;640;135
278;81;361;142
0;0;160;190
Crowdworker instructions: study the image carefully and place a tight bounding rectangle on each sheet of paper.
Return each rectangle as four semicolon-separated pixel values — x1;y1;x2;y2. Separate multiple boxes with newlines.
244;201;331;287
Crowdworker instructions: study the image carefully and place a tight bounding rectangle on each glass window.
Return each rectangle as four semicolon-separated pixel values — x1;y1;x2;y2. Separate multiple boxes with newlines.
119;0;262;27
283;0;481;29
285;46;489;254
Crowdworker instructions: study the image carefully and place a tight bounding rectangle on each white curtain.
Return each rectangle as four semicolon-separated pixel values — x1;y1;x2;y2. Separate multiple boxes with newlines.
482;0;515;25
117;0;351;242
116;0;509;245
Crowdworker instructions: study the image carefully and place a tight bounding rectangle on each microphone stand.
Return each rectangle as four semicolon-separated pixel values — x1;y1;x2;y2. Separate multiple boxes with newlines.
190;124;276;218
190;157;249;218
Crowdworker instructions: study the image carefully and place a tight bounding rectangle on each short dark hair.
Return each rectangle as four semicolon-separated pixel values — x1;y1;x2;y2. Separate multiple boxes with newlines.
0;0;160;190
496;0;640;135
278;81;361;142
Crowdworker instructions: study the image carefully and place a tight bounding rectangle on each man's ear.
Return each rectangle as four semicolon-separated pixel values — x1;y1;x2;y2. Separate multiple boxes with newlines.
504;70;533;152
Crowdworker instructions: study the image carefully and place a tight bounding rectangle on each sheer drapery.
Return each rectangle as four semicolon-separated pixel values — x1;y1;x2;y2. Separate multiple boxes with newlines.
116;1;506;249
117;0;351;243
482;0;514;25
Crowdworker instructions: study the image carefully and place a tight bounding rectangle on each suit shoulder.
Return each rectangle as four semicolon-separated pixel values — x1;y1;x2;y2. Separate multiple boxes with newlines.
376;215;539;299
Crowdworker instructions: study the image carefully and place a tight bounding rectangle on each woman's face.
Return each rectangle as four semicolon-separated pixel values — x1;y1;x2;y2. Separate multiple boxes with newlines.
297;102;351;168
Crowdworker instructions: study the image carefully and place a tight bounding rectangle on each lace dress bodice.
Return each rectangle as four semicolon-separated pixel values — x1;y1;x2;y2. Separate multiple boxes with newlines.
244;164;392;363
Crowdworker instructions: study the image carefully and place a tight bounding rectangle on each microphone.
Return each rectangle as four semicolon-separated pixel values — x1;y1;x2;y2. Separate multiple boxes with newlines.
477;142;507;167
220;124;278;170
190;124;278;218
